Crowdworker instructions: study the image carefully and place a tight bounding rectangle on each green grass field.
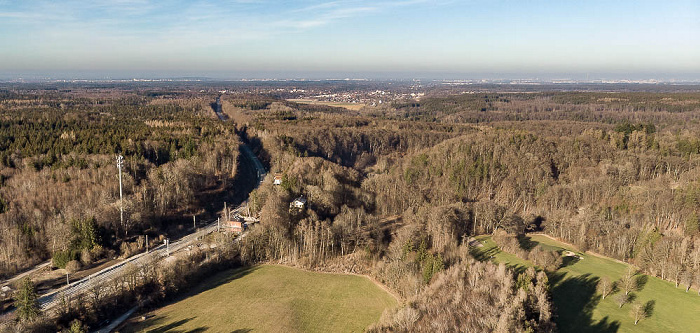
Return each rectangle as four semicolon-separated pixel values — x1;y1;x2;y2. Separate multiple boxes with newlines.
473;234;700;333
123;265;397;333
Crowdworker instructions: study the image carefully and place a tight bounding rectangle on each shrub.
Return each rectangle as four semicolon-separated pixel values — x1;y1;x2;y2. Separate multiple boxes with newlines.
53;250;76;269
68;319;87;333
80;249;93;266
64;260;81;274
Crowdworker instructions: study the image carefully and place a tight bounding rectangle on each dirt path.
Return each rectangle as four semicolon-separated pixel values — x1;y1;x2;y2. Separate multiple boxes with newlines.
529;233;632;266
1;261;51;287
96;306;138;333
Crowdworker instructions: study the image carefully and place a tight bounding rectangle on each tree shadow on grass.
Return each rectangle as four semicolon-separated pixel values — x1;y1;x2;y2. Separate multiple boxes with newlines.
183;265;260;299
469;242;529;275
635;275;649;292
125;267;260;332
145;266;260;320
517;234;537;251
506;263;529;276
183;328;209;333
145;317;197;333
644;300;656;317
140;317;212;333
469;245;499;262
561;255;581;268
548;272;620;333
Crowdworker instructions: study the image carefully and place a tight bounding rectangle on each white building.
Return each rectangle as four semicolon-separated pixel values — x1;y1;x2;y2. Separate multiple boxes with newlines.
290;196;307;209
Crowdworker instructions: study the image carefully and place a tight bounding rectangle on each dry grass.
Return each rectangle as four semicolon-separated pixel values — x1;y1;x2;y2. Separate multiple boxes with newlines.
287;99;365;111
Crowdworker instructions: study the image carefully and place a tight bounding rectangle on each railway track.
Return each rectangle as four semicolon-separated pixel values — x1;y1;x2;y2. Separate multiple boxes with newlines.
37;219;223;312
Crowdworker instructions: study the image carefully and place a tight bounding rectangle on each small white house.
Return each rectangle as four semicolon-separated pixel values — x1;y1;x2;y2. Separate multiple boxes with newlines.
1;285;11;298
290;196;307;209
273;174;283;186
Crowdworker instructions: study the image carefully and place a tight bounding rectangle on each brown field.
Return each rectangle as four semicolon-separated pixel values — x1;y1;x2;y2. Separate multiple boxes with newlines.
287;99;366;111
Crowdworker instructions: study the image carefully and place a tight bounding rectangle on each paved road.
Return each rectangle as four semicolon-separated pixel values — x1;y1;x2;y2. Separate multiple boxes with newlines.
213;95;227;121
1;261;51;288
212;95;265;182
2;97;268;324
94;306;138;333
241;144;266;184
0;220;222;319
91;231;250;333
45;136;265;313
2;143;266;318
36;217;226;312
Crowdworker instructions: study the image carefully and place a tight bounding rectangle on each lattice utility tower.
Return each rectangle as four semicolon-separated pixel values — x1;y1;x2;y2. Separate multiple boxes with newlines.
116;155;124;232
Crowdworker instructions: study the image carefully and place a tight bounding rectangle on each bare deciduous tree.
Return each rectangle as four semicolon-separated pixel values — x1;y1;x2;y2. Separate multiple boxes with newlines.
615;293;630;308
597;276;614;300
620;267;637;295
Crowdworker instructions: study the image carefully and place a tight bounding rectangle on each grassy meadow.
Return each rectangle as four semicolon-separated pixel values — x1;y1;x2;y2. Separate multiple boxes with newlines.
123;265;397;333
473;234;700;333
287;99;366;111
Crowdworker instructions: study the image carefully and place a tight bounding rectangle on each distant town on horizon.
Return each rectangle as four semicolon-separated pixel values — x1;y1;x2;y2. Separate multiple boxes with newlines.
2;0;699;332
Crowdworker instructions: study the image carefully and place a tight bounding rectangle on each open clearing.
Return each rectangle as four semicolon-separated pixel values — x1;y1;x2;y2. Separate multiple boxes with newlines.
473;234;700;333
123;265;397;333
287;99;365;111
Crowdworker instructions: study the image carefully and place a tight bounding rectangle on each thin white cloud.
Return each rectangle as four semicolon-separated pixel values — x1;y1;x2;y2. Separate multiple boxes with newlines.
0;0;424;39
279;4;378;30
293;1;348;12
0;0;456;70
0;12;40;18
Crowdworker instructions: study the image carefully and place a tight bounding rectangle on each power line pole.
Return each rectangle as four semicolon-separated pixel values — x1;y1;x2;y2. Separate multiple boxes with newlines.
116;155;124;234
224;202;228;221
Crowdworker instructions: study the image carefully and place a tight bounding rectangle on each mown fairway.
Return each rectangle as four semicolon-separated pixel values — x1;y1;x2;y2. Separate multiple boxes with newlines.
474;235;700;333
124;265;397;333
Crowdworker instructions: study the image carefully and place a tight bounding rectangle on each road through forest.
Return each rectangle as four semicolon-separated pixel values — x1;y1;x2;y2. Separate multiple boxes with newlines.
1;98;266;321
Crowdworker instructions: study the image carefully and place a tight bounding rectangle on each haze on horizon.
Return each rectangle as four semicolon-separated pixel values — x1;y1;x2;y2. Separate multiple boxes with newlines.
0;0;698;80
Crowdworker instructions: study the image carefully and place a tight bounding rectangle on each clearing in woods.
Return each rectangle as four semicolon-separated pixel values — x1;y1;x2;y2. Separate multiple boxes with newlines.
123;264;397;333
473;234;700;333
287;99;365;111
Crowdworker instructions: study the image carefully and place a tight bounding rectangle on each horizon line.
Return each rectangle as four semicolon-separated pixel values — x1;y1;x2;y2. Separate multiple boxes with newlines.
2;71;700;84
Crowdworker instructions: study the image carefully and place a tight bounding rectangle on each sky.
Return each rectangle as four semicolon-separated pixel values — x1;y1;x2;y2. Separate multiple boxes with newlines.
0;0;698;80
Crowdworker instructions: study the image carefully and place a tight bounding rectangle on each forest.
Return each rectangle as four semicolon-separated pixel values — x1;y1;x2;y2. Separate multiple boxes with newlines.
0;88;241;278
2;82;700;332
228;88;700;331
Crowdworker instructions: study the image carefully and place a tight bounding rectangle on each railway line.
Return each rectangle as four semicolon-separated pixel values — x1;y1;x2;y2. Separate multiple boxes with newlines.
2;97;267;324
36;217;226;312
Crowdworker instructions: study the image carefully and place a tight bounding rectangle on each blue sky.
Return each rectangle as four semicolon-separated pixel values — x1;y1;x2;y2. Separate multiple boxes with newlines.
0;0;698;79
